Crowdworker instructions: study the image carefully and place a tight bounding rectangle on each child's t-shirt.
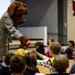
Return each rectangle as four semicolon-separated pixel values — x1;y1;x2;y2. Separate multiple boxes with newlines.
45;48;52;58
37;54;57;74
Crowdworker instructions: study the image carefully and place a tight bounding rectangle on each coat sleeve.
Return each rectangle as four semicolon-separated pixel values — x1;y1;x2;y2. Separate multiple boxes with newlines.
3;13;23;39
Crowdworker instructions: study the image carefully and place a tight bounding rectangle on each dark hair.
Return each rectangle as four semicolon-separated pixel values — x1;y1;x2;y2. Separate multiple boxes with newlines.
24;52;37;71
53;55;69;73
50;42;61;55
10;55;25;73
68;40;75;47
35;42;44;47
4;52;15;66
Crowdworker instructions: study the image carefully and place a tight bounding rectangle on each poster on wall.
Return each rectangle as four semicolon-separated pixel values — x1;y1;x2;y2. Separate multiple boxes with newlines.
73;0;75;16
0;0;11;18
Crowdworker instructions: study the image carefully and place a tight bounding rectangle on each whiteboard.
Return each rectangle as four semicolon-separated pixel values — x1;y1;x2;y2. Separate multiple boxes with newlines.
18;26;47;46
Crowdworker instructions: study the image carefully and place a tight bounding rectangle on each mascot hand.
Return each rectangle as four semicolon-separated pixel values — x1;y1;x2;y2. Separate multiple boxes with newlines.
19;36;30;47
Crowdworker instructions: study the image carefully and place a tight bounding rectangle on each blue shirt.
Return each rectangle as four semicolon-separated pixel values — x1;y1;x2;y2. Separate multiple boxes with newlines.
69;62;75;74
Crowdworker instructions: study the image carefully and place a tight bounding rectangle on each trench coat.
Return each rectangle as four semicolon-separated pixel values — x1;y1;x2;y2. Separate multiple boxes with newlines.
0;11;23;58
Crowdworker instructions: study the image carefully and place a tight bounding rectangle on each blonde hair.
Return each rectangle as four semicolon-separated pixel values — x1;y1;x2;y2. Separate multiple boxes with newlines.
16;48;28;56
50;42;61;55
53;55;69;73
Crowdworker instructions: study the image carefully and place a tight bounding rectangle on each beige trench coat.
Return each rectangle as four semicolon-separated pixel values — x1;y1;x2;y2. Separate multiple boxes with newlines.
0;11;23;58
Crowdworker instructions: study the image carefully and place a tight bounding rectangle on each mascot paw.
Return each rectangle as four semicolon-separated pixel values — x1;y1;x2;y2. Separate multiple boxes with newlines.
19;36;30;47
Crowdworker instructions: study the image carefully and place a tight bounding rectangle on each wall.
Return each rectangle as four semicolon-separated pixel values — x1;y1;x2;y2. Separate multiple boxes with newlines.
18;0;58;41
18;27;47;46
0;0;11;18
67;0;75;42
11;0;15;2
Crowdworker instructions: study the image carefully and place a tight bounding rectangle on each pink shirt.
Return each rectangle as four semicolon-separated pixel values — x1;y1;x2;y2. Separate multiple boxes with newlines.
45;48;52;58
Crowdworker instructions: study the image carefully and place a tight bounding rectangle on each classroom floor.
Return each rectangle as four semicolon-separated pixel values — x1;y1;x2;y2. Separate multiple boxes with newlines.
9;48;74;74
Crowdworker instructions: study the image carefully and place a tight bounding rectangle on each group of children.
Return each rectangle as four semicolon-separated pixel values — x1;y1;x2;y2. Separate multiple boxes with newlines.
34;41;75;75
0;51;39;75
61;40;75;59
0;41;75;75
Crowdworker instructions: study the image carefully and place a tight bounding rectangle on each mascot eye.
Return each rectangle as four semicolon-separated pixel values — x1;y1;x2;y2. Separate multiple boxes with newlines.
18;14;23;17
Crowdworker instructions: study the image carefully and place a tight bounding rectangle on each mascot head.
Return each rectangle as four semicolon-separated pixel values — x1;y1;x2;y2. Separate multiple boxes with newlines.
8;1;28;25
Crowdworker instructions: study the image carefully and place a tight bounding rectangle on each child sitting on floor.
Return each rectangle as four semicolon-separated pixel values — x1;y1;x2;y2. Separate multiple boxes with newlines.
35;42;45;60
16;49;39;75
16;48;28;56
0;52;15;75
45;38;54;58
24;52;40;75
33;42;61;74
69;48;75;74
35;55;70;75
10;55;26;75
61;40;74;59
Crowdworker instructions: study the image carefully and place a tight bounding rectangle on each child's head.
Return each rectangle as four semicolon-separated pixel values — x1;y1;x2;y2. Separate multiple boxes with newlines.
49;38;54;43
4;52;15;66
35;42;44;48
24;52;37;71
68;40;74;47
50;42;61;56
53;55;69;73
10;55;26;74
16;48;28;57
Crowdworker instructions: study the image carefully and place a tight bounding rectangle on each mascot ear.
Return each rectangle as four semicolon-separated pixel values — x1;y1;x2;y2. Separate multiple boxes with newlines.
8;1;28;17
22;3;28;15
24;7;28;15
8;1;18;17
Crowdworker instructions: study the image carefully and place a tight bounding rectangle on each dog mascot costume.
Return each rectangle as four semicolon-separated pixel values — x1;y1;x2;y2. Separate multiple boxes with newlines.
0;1;29;58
